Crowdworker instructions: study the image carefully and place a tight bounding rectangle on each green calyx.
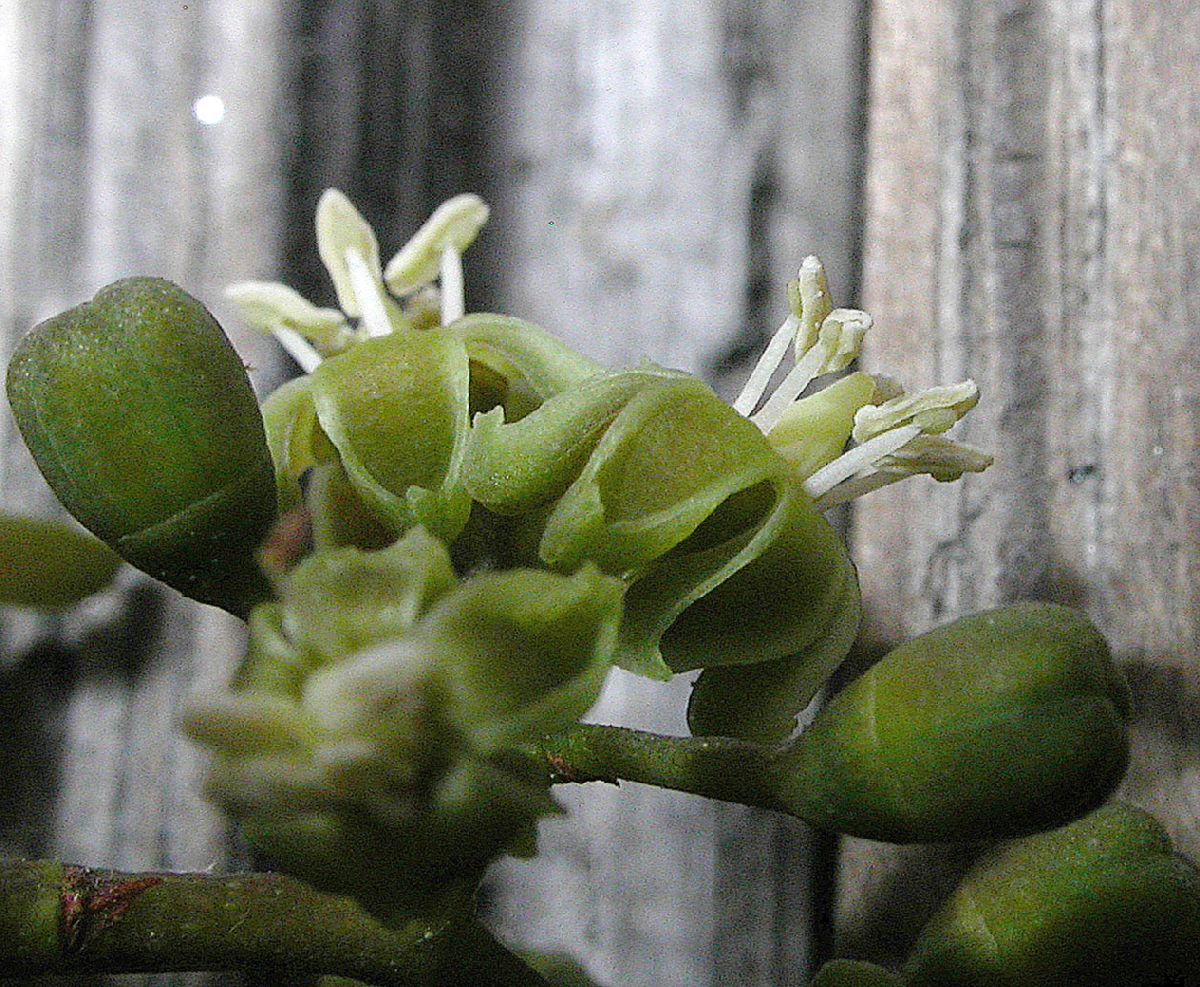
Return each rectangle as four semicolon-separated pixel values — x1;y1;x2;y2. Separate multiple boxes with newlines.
905;801;1200;986
6;278;277;615
811;960;903;986
774;603;1130;842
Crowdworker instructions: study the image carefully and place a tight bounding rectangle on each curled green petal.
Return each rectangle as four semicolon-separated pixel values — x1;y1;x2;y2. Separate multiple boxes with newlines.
464;370;666;515
776;603;1130;842
454;312;605;411
686;556;860;743
383;194;490;296
906;802;1200;986
615;479;851;680
261;375;325;513
540;375;781;574
6;278;277;615
0;513;121;610
419;564;624;749
307;329;471;541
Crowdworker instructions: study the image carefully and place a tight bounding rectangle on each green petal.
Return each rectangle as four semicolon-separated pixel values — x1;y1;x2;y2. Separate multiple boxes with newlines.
419;565;624;749
6;278;277;615
281;527;457;661
261;375;325;513
454;312;604;409
540;375;781;574
767;371;877;479
308;329;471;541
0;514;121;610
615;479;851;679
778;603;1130;842
906;802;1200;986
686;556;860;743
464;369;667;515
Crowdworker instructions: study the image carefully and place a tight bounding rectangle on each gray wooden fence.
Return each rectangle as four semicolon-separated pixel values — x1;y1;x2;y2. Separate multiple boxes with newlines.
1;1;1195;985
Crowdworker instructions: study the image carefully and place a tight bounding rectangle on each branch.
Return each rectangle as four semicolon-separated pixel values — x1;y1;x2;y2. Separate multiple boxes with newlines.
0;859;547;986
532;724;786;811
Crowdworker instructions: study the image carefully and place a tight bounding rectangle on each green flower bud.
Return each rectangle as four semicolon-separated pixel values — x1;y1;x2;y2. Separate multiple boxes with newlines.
776;603;1130;842
0;514;120;610
905;802;1200;986
811;960;903;986
6;278;277;615
184;528;624;908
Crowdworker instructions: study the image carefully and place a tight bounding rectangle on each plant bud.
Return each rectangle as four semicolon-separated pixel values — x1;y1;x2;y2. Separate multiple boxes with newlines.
6;278;277;615
184;529;624;908
0;514;120;609
776;603;1130;842
905;802;1200;986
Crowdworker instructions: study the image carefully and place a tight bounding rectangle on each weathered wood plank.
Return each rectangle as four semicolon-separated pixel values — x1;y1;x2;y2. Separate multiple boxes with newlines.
476;3;865;985
840;0;1200;966
1;2;289;984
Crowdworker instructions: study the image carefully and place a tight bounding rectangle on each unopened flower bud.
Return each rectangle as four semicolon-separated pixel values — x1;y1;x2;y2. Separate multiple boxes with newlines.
6;278;277;615
776;603;1130;842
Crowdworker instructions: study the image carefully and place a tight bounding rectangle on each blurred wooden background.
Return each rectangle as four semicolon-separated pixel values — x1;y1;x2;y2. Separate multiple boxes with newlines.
1;1;1196;985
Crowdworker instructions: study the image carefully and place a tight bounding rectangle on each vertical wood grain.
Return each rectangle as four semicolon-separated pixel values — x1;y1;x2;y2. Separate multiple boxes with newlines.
841;0;1200;967
1;2;289;984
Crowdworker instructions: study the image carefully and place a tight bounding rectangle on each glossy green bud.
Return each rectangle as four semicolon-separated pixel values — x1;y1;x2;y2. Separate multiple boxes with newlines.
906;802;1200;986
6;278;276;615
0;514;120;609
776;603;1130;842
810;960;903;986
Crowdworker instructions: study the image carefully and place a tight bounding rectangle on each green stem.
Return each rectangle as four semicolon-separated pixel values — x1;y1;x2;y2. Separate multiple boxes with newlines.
0;859;546;986
532;723;787;812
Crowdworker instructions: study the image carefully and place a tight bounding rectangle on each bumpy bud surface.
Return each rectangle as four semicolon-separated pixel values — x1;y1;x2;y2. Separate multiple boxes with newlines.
906;802;1200;986
776;603;1130;841
184;527;624;909
6;278;277;615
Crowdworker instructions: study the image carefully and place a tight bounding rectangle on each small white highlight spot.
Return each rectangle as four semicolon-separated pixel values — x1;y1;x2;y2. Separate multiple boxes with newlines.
192;94;226;126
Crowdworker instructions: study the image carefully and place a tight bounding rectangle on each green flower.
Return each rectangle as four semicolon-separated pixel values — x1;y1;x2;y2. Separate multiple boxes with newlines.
184;527;624;910
228;193;993;745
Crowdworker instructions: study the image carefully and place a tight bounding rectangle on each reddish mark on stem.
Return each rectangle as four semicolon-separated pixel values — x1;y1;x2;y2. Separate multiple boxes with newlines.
60;866;164;954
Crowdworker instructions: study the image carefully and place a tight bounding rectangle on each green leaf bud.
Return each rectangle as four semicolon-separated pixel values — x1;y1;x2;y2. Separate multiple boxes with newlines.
811;960;903;986
6;278;277;615
0;513;121;610
905;802;1200;986
776;603;1130;842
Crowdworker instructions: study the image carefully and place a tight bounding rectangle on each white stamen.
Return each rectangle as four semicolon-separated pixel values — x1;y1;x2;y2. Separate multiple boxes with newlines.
803;425;922;500
811;470;901;511
440;246;465;324
732;313;799;415
272;328;322;373
345;249;392;338
750;342;828;434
